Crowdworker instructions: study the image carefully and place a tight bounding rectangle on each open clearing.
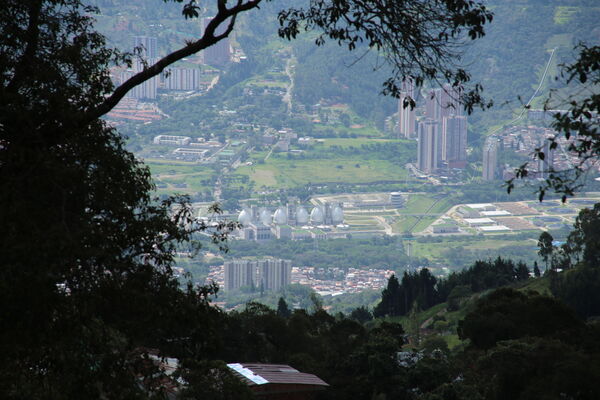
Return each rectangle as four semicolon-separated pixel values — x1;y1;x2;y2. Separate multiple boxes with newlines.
237;158;407;188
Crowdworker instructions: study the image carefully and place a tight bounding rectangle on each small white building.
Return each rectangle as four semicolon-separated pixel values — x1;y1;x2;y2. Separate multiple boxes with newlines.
478;225;510;232
465;203;496;211
464;217;495;226
480;210;511;217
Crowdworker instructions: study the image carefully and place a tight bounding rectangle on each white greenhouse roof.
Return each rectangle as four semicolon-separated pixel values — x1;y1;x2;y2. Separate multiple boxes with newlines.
481;210;511;216
479;225;510;231
464;217;495;225
465;203;495;209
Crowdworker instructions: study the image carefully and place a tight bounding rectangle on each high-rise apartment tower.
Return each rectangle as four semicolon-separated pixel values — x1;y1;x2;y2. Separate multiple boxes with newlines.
418;119;441;173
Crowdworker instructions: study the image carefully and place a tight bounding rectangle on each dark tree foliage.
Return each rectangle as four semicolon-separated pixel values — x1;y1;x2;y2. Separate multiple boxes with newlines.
436;257;530;301
533;261;541;277
215;304;405;400
421;288;600;400
374;258;531;318
457;288;583;350
276;296;292;318
349;305;373;324
176;360;256;400
373;274;402;317
373;269;438;317
537;231;554;271
445;337;600;400
536;204;600;317
550;267;600;319
565;202;600;268
0;1;237;397
446;284;472;312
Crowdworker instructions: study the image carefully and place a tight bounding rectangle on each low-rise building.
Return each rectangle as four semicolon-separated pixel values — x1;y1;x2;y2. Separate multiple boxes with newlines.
153;135;191;146
432;223;459;234
227;363;328;399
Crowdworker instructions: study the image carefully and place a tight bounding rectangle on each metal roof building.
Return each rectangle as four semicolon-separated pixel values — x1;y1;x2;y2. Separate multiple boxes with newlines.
227;363;328;399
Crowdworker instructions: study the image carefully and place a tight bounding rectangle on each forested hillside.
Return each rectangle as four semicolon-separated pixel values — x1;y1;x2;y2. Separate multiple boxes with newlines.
91;0;600;144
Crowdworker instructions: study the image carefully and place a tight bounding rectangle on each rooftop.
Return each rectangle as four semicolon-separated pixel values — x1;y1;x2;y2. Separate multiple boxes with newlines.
227;363;328;387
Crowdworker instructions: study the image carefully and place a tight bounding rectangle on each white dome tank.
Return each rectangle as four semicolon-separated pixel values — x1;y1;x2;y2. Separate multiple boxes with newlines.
332;205;344;224
273;207;288;225
238;209;252;226
259;208;272;225
296;206;309;224
310;207;324;224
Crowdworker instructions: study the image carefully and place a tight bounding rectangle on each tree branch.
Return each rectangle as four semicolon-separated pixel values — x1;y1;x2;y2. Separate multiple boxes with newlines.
83;0;262;125
6;0;43;92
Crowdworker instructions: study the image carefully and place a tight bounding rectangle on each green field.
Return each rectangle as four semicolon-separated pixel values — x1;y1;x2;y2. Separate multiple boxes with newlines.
319;138;399;148
391;195;454;233
237;158;407;188
312;123;383;138
403;236;539;268
147;159;216;193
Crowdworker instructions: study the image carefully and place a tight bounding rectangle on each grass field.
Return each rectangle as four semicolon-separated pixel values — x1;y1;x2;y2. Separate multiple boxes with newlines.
312;123;383;138
237;158;407;188
398;194;447;215
408;238;536;263
147;160;216;193
391;194;454;233
319;138;400;148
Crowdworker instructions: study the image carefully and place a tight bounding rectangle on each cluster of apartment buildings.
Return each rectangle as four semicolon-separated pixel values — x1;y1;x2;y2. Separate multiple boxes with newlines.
207;261;394;296
292;267;395;296
482;125;567;181
223;258;292;292
398;82;468;174
117;27;231;100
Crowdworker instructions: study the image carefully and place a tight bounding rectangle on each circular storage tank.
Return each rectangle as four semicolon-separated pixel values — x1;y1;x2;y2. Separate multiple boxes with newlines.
310;207;324;224
273;207;288;225
296;206;309;224
332;205;344;224
390;192;404;208
238;209;252;226
259;208;272;225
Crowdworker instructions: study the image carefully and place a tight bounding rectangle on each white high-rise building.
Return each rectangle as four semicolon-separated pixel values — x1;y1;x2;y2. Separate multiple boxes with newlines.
398;79;416;138
442;115;468;168
223;259;291;291
425;88;442;121
224;260;257;291
257;259;292;292
120;69;158;100
133;36;158;59
164;68;201;91
119;56;160;100
537;138;555;178
418;119;441;173
202;17;231;66
426;85;463;121
483;138;499;180
441;83;463;118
